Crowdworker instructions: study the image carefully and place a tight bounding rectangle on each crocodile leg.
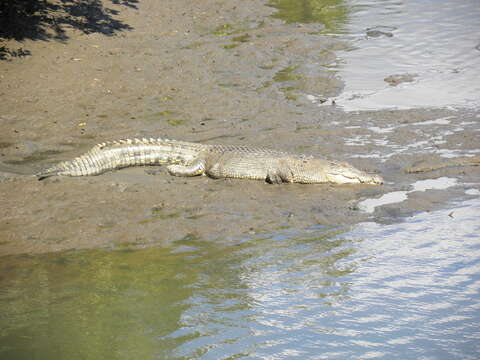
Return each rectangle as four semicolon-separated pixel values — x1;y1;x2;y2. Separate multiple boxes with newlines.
266;161;294;184
167;158;206;177
266;171;284;184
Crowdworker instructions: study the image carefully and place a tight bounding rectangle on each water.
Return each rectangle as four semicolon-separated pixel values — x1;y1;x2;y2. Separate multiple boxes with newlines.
1;198;479;359
358;177;458;213
269;0;480;111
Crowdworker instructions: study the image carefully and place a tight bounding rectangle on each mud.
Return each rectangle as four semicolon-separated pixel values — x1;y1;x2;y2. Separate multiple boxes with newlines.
1;0;479;255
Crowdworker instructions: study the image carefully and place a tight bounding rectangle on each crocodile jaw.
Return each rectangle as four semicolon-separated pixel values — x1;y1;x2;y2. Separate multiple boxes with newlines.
327;172;384;184
325;163;384;185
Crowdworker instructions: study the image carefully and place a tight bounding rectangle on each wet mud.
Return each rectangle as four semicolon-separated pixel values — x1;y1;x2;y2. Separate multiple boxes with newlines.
1;0;479;255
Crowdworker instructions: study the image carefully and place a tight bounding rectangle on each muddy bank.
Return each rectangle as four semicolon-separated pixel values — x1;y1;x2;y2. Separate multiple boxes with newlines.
1;0;479;255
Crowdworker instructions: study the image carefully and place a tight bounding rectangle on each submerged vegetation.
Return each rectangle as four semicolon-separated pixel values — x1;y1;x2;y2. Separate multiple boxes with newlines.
267;0;348;33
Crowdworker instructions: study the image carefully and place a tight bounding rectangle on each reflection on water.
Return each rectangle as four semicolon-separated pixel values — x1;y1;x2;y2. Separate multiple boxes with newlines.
1;199;479;359
268;0;349;33
269;0;480;110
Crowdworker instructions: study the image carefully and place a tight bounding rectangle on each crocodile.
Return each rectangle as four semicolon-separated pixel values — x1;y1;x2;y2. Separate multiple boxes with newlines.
37;138;383;184
405;155;480;174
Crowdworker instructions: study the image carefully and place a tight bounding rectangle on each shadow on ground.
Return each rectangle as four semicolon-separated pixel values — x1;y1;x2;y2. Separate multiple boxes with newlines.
0;0;137;59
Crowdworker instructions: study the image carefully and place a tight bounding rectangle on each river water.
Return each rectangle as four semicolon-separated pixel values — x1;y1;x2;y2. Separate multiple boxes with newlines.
270;0;480;111
1;0;480;359
1;198;479;359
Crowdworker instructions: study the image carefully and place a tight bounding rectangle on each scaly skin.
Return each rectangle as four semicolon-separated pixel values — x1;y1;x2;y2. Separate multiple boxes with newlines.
37;138;383;185
405;155;480;173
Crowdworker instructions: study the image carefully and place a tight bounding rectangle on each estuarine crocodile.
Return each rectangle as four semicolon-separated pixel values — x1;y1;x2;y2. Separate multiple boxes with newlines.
37;138;383;185
405;155;480;173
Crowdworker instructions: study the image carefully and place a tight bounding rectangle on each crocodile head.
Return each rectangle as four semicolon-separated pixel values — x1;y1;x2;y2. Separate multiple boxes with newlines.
325;160;384;185
292;158;383;184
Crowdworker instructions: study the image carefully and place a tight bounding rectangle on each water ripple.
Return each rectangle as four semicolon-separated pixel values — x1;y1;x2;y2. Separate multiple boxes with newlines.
319;0;480;110
1;199;479;359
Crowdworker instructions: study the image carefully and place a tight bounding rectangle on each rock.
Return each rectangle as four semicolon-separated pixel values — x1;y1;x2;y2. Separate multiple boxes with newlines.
384;73;418;86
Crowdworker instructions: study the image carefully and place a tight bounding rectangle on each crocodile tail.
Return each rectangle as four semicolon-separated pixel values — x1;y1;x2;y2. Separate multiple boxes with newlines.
36;166;62;180
36;143;108;179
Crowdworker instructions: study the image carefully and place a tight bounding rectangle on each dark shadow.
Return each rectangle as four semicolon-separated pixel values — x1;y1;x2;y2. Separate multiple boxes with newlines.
0;0;138;60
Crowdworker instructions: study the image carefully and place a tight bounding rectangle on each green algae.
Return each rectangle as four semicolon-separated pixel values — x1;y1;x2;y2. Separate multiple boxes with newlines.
166;119;186;126
221;43;239;50
212;23;235;36
273;65;301;82
232;34;251;42
267;0;349;33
